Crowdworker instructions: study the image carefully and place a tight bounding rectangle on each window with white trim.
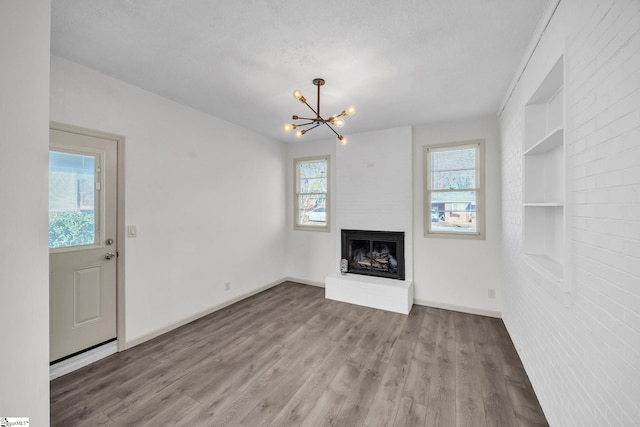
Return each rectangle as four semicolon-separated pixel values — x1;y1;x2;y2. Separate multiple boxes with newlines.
294;156;329;231
424;140;484;239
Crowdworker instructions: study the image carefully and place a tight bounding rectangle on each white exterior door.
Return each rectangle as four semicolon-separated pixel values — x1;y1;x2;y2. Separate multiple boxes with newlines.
49;127;117;362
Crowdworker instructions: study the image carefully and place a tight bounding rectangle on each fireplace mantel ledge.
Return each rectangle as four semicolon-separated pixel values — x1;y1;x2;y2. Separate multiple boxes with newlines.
325;272;413;315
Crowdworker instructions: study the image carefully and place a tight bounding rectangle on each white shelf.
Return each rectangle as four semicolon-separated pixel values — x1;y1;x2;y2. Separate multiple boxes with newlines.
523;253;563;281
523;202;564;207
523;128;563;156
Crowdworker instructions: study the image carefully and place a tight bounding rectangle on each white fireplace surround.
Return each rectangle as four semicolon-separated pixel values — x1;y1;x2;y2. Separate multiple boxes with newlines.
326;272;413;314
326;126;414;314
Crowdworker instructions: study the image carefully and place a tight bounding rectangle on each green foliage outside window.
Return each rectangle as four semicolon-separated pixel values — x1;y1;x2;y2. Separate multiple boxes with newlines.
49;211;95;248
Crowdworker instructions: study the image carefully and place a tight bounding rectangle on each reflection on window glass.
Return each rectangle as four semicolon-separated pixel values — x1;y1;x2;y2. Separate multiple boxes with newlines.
49;151;97;248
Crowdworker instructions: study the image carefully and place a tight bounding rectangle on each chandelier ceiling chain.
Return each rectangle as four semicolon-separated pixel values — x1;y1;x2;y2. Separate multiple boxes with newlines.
283;78;355;145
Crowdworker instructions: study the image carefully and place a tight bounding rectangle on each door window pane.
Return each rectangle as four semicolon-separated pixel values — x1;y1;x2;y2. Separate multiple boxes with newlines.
49;151;98;248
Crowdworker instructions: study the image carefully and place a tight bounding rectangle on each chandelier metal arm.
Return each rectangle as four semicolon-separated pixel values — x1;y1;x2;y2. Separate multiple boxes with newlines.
295;116;322;122
301;100;320;119
322;122;341;137
295;121;318;128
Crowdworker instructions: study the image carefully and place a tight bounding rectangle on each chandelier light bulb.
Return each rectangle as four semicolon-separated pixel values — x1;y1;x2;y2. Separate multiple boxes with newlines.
334;117;345;128
295;129;305;138
338;135;348;145
293;89;303;100
283;123;295;132
344;105;356;116
343;106;356;116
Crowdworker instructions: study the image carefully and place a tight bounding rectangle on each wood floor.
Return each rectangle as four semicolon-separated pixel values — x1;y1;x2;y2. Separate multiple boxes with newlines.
50;282;548;426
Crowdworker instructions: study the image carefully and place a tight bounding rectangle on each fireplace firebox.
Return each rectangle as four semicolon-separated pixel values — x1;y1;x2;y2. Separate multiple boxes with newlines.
341;229;405;280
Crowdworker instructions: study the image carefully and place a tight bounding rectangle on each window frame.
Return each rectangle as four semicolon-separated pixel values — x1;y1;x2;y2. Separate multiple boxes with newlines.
423;140;485;239
293;155;330;232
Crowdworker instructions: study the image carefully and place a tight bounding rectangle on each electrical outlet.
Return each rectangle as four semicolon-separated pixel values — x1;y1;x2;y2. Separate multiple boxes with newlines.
488;289;496;299
225;282;231;291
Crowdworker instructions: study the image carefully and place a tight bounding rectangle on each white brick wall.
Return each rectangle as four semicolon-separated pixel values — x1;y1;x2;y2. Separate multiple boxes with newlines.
500;0;640;425
336;126;414;282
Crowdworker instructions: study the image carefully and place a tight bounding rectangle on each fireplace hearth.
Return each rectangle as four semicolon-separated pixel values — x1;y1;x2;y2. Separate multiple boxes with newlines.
341;229;405;280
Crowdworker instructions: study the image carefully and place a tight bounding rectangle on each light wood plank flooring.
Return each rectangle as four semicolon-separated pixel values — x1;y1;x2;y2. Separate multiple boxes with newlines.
51;282;548;426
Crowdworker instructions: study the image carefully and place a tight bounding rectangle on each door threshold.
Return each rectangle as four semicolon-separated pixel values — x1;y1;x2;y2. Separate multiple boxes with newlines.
50;340;118;381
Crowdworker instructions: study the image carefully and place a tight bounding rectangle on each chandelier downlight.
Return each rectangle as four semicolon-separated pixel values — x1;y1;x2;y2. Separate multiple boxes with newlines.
283;78;355;145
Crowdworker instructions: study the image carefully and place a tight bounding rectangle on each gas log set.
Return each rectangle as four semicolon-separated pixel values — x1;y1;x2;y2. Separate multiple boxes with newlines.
352;247;398;273
341;229;405;280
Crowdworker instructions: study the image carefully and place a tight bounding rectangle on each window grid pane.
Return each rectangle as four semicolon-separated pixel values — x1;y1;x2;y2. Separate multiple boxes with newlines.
431;169;477;190
429;146;478;190
299;177;327;193
429;190;477;233
49;150;98;249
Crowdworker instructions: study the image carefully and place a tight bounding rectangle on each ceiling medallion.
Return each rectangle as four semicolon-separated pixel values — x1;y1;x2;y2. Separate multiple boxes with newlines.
283;78;355;145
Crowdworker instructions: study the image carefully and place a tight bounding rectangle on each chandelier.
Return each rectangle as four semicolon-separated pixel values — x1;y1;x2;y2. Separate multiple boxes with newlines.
283;78;356;145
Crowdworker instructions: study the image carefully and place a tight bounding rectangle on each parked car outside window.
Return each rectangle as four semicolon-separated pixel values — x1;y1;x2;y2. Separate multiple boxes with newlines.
307;207;326;222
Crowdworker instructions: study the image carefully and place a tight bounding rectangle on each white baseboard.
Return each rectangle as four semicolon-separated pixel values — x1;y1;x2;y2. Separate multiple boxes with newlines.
50;340;118;381
123;278;286;350
284;276;325;288
414;298;502;318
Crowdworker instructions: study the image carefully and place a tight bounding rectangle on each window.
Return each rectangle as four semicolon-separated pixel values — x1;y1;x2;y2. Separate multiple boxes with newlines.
49;150;99;248
424;140;484;239
294;156;329;231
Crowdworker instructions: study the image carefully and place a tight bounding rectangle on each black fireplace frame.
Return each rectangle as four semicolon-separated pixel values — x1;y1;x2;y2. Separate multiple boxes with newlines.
341;229;405;280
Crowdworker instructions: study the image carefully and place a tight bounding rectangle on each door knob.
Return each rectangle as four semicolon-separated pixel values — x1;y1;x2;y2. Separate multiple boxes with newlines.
105;252;116;260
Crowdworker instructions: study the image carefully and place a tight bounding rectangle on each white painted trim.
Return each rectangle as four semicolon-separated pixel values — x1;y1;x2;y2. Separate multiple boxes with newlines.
284;276;325;288
414;298;501;318
116;132;127;352
498;0;562;115
50;341;118;380
123;278;286;350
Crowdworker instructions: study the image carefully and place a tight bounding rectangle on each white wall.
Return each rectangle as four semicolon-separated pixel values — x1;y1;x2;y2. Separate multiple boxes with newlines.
500;0;640;424
285;138;336;285
286;122;502;319
50;56;287;343
0;1;51;424
286;128;415;286
413;117;503;315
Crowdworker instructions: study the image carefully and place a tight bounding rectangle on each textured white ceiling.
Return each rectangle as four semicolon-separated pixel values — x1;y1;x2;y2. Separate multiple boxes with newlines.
51;1;548;142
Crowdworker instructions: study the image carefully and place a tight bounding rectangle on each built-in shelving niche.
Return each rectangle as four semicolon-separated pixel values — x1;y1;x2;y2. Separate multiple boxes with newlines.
522;56;566;286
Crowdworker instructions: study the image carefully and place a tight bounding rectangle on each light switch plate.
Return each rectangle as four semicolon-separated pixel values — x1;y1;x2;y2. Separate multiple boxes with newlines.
127;225;137;238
